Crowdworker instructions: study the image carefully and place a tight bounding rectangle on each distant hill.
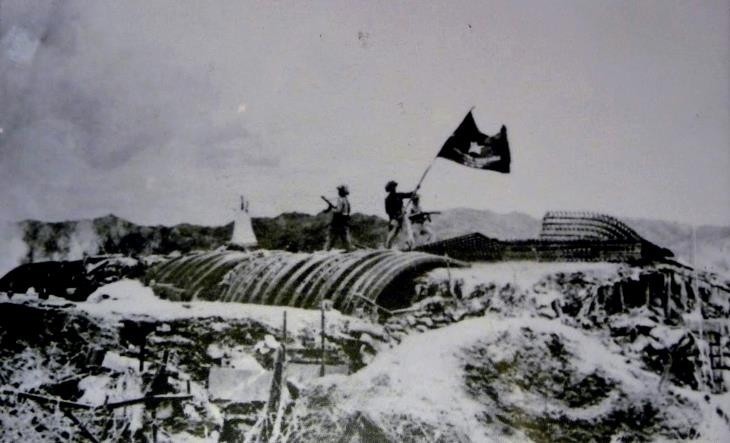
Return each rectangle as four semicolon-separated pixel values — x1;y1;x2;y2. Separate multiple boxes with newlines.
3;209;728;277
8;213;388;269
18;215;232;262
427;208;541;240
250;212;388;252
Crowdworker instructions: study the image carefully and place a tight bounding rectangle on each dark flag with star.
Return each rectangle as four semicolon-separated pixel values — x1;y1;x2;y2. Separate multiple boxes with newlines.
437;111;510;173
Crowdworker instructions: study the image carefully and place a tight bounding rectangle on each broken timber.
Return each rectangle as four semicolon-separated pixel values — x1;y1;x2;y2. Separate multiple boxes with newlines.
2;388;192;411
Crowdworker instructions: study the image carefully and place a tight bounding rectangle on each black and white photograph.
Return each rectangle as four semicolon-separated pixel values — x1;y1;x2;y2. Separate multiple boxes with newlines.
1;1;729;441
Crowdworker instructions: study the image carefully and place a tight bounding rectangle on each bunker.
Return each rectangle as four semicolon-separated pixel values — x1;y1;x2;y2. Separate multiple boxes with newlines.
145;249;466;314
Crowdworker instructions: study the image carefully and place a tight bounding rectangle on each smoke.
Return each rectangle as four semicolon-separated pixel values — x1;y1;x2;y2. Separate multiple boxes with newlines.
0;218;101;273
0;220;28;276
0;0;271;223
66;219;100;260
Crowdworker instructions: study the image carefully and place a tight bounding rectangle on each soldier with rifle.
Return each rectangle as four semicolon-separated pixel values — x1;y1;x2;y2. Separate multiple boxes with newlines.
322;185;353;251
406;193;438;247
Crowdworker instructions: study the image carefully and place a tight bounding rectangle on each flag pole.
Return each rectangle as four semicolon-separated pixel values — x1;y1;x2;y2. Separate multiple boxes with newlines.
403;153;437;219
396;106;475;249
400;154;437;249
412;156;437;194
410;106;475;195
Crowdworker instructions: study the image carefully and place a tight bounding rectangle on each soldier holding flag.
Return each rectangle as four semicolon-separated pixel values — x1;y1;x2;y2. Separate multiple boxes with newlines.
386;109;510;249
384;180;417;249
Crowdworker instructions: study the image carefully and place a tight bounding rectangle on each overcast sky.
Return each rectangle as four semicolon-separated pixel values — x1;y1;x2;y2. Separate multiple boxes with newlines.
1;0;728;226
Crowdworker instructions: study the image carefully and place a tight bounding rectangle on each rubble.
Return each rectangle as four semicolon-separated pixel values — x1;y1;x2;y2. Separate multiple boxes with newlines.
378;262;729;396
0;289;386;441
1;260;728;441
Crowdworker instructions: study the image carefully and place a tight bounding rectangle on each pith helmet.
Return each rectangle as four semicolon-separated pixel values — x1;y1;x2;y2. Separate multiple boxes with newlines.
385;180;397;192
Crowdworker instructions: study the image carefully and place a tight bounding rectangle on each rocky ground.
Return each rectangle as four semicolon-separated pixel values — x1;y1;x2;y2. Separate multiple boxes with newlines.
1;261;729;442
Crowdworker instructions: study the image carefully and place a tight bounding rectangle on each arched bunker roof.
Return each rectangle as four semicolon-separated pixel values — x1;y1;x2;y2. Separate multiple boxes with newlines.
145;249;465;314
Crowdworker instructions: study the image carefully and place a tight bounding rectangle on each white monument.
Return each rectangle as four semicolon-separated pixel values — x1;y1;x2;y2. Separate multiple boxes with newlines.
230;195;258;249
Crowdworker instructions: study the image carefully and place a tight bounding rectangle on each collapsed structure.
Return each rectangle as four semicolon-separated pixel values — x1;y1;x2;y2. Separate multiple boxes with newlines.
0;255;143;301
418;211;673;262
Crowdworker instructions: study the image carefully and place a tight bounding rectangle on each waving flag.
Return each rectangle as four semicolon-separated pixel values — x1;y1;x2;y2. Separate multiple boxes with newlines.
437;111;510;173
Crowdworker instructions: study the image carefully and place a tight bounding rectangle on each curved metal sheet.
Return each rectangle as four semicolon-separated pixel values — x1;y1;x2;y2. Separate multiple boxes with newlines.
187;252;249;300
235;254;289;303
344;252;424;312
146;249;465;313
248;253;298;304
330;251;393;310
368;254;452;307
305;250;382;308
263;253;313;305
272;252;335;306
289;253;353;308
224;252;274;302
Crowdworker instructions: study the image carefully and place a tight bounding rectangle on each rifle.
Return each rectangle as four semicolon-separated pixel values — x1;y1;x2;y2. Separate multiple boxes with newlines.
409;211;441;224
321;196;335;211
